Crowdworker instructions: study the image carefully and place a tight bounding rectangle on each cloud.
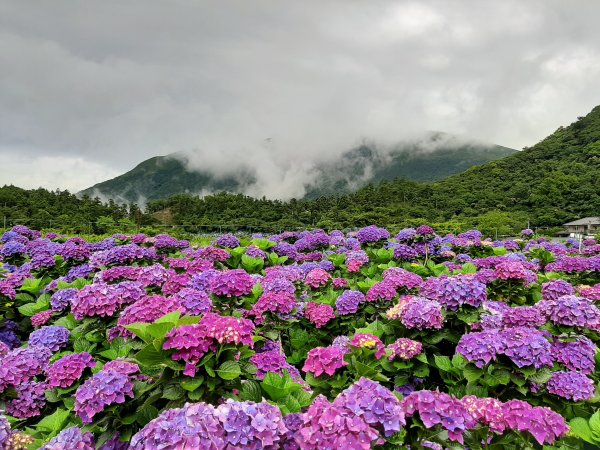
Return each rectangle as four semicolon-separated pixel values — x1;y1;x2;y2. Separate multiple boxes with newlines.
1;0;600;196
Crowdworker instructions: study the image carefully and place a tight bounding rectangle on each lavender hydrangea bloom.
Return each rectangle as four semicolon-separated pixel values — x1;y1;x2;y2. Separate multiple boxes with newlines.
49;287;78;311
334;377;405;437
396;228;417;241
6;381;47;418
356;225;390;244
28;325;70;352
173;287;213;315
45;352;96;388
40;427;95;450
382;267;423;290
335;290;365;315
552;337;596;374
546;371;595;401
419;275;486;310
250;350;301;381
74;368;135;423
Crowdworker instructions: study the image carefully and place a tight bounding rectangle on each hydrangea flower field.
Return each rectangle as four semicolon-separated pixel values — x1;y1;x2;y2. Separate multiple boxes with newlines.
1;224;600;449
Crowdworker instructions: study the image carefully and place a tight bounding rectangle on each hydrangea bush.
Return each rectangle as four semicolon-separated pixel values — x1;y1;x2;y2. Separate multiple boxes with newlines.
1;224;600;448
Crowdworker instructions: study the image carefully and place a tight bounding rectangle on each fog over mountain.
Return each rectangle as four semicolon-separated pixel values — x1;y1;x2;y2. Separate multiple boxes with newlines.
2;1;600;193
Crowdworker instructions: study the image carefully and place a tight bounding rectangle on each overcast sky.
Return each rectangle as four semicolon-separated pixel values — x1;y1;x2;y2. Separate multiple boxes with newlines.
1;0;600;194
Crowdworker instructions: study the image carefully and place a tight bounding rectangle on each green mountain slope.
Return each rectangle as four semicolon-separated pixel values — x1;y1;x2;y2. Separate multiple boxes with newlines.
80;134;515;203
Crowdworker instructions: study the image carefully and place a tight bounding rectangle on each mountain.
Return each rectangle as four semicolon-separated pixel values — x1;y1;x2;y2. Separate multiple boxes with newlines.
80;134;515;203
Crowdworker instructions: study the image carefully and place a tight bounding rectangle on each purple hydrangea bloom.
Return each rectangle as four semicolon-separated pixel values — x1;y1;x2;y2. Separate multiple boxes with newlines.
71;283;123;319
0;415;9;449
552;337;596;374
0;346;52;392
6;380;47;418
49;287;78;311
542;279;575;301
335;290;365;315
400;297;444;330
250;350;301;381
215;234;241;248
28;325;70;352
75;368;135;423
396;228;417;241
173;287;213;316
419;275;486;310
356;225;390;244
45;352;96;388
216;399;288;449
334;377;405;437
0;241;26;259
501;306;546;328
246;245;267;260
382;267;423;290
456;330;504;368
40;427;95;450
297;395;380;450
393;244;419;261
130;403;226;449
210;269;255;297
500;327;553;368
537;295;600;329
402;390;476;443
546;256;590;273
546;371;595;401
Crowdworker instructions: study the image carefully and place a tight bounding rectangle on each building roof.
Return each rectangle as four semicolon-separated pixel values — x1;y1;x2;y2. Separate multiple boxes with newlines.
563;217;600;226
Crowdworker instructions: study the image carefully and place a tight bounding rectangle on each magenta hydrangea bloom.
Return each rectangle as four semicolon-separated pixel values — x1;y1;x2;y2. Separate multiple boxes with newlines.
494;261;535;282
334;377;405;437
579;284;600;301
164;313;255;376
40;427;95;450
416;225;435;236
461;396;506;433
366;281;397;303
302;346;348;377
335;290;365;315
350;333;386;359
74;368;135;423
332;277;349;289
6;380;47;418
551;337;596;374
420;274;486;310
0;341;9;357
116;295;183;339
502;400;569;445
0;346;52;392
400;297;444;330
28;325;70;352
402;390;476;443
304;268;331;289
538;295;600;329
542;279;575;301
249;350;301;381
30;310;54;327
304;302;335;328
209;269;255;297
250;292;297;324
546;371;595;401
71;282;122;320
296;395;380;450
46;352;96;388
387;338;423;361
